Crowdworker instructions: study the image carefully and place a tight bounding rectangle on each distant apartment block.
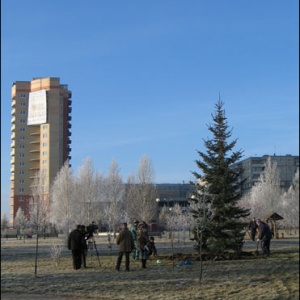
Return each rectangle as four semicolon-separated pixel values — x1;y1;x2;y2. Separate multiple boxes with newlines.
234;155;299;192
10;77;72;222
155;155;299;209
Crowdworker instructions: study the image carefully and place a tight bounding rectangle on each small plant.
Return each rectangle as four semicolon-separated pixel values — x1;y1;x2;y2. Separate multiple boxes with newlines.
50;244;62;266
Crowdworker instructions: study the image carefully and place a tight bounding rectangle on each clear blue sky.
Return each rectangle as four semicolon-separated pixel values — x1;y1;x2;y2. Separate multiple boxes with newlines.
1;1;299;217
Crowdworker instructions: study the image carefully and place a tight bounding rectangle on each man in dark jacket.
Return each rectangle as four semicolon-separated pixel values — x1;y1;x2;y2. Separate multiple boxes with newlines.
248;217;258;241
256;219;272;257
116;222;134;271
68;225;83;270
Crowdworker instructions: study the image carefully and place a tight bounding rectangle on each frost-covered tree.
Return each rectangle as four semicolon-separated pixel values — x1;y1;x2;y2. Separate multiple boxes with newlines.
189;99;249;255
281;169;299;232
50;160;75;233
14;207;29;241
74;157;102;225
250;157;283;216
103;160;125;240
124;156;157;223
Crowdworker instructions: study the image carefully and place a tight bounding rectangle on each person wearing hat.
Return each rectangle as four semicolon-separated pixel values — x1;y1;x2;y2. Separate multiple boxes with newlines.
116;222;135;271
256;219;272;257
130;220;140;260
68;225;83;270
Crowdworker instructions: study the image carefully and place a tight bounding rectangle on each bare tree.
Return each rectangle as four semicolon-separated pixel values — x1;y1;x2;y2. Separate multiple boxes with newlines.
249;157;283;216
28;169;50;276
124;156;157;223
1;213;9;239
50;160;75;234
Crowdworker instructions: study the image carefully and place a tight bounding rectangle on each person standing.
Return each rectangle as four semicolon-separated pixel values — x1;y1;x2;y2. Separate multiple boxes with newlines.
68;225;83;270
130;220;139;260
137;221;149;268
256;219;272;257
248;217;258;241
116;222;134;271
80;225;88;268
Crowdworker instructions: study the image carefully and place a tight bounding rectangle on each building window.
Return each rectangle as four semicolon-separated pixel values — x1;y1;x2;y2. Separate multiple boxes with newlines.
19;162;25;166
19;153;25;158
19;170;25;175
20;136;25;141
43;134;48;138
20;144;25;149
20;110;26;115
42;151;47;156
20;206;24;211
42;143;47;147
19;197;24;202
19;179;25;184
43;125;48;129
20;128;25;132
20;119;26;124
20;93;26;98
19;188;25;193
42;160;47;165
20;102;26;106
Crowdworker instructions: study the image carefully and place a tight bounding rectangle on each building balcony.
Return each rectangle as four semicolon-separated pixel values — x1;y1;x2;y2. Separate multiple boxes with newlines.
10;149;15;156
11;116;16;124
10;158;15;165
68;130;72;136
30;157;40;162
11;124;15;132
11;108;16;115
10;182;14;189
10;175;14;181
10;166;15;173
10;209;14;216
29;166;40;170
29;149;40;153
11;133;15;140
10;193;14;198
30;131;40;136
68;116;72;121
68;123;72;128
10;201;14;206
68;99;72;105
10;140;15;148
11;99;16;107
68;107;72;113
30;140;40;144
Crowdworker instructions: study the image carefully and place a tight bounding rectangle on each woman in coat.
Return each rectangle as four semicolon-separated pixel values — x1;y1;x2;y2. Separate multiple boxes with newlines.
137;221;149;268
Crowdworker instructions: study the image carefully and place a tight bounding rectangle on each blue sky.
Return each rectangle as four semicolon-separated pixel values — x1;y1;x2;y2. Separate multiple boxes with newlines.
1;1;299;217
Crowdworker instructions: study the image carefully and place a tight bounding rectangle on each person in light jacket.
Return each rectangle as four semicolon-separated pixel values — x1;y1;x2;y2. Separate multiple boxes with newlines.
116;222;134;271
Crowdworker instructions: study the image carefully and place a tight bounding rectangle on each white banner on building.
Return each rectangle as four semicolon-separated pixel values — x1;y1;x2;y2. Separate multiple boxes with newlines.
27;90;47;125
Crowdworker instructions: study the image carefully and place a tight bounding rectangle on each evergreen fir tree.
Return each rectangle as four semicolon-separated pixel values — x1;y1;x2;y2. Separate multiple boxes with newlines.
189;99;250;255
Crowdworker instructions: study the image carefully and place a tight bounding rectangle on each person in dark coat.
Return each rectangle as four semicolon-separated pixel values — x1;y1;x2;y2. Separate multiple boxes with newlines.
256;219;272;257
146;236;157;257
116;222;134;271
80;225;88;268
68;225;83;270
137;221;149;268
248;217;258;241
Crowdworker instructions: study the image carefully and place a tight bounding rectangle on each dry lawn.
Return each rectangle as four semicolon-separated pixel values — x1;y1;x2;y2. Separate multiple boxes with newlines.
1;234;299;300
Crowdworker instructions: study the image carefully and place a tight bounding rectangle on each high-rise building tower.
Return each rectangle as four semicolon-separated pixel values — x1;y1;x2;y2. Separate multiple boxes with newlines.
10;77;72;222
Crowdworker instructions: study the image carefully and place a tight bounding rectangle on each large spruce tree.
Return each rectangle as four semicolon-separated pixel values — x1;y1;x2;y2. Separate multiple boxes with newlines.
189;99;250;255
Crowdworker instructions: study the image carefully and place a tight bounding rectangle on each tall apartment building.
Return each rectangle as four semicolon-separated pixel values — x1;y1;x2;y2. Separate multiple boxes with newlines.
10;77;72;221
234;154;299;192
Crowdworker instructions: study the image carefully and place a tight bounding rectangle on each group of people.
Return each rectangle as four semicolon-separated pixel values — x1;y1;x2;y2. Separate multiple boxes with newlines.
116;220;157;271
68;220;157;271
248;217;273;257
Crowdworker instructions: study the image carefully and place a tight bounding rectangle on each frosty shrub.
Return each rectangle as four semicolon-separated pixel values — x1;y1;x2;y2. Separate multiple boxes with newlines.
50;244;62;266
